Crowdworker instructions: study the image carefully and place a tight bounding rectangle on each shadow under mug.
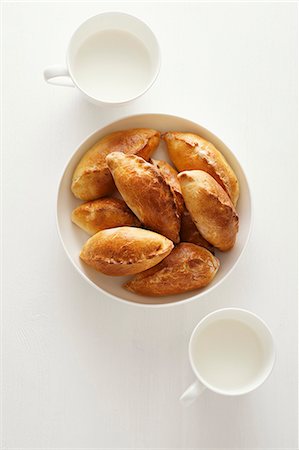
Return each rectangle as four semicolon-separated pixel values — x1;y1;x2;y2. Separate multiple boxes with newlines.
180;308;275;405
43;12;161;106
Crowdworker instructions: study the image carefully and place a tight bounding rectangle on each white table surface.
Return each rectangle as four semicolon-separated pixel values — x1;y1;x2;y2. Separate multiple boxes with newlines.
2;2;298;449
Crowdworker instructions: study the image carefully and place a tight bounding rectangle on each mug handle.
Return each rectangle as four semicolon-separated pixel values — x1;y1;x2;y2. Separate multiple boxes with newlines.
43;65;75;87
180;379;206;406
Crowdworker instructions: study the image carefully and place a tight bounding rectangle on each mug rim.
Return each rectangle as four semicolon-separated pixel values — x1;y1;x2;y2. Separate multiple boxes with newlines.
188;307;276;396
65;11;161;105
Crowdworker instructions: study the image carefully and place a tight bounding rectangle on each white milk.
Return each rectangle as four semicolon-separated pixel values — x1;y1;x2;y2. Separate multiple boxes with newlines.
193;319;264;391
72;30;153;102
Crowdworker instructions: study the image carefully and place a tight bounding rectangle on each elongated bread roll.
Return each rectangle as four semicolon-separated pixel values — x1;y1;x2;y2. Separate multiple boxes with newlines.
178;170;239;251
72;198;141;235
163;131;239;206
151;159;184;215
125;243;220;296
180;209;214;253
80;227;173;276
71;128;160;201
106;152;180;243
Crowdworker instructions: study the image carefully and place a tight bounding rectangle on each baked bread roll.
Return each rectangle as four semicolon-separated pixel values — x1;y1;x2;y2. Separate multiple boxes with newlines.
106;152;180;243
151;159;184;215
71;198;141;235
180;209;214;253
178;170;239;251
71;129;160;201
125;243;219;296
163;131;239;206
80;227;173;276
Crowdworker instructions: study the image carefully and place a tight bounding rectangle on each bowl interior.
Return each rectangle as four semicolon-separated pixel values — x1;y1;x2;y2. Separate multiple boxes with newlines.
57;114;252;306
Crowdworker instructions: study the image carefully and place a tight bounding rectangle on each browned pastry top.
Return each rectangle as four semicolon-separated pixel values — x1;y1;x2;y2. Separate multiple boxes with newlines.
151;159;185;215
178;170;239;251
71;128;160;200
71;197;141;235
80;226;173;276
163;131;239;206
106;152;181;243
125;243;220;296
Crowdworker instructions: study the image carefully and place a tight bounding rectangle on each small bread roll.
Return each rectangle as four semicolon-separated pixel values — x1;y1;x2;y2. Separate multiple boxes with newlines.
151;159;184;215
125;243;220;296
71;129;160;201
178;170;239;251
106;152;180;243
180;209;214;253
71;198;141;235
80;227;173;276
163;131;239;206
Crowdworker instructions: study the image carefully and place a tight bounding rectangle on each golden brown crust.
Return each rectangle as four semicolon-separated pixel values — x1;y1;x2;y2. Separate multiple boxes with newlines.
106;152;181;243
80;227;173;276
125;243;220;296
178;170;239;251
71;198;141;235
163;131;239;206
71;128;160;201
150;159;185;215
180;209;214;253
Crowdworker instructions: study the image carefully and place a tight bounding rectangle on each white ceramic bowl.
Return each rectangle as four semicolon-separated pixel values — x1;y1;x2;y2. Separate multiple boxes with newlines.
57;114;252;307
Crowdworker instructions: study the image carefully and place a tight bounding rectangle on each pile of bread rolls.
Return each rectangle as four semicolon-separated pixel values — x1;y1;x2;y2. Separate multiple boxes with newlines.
70;128;239;297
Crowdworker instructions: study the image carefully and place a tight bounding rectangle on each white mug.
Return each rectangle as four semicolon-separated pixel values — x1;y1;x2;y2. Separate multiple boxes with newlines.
44;12;161;106
180;308;275;405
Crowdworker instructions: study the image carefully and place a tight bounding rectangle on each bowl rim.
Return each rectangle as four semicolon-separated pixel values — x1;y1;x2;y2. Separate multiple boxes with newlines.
56;112;253;308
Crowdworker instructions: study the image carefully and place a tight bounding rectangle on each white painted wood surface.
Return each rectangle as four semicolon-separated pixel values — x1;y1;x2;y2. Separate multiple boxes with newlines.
2;2;298;448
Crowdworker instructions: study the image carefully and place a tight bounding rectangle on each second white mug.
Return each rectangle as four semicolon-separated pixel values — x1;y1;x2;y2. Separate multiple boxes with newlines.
180;308;275;405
